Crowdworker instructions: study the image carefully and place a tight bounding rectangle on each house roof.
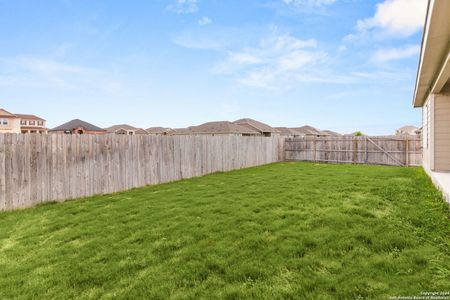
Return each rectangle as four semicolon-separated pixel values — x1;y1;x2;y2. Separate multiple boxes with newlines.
105;124;147;134
146;127;171;134
413;0;450;107
169;128;192;135
0;108;17;118
105;124;137;133
290;125;328;136
50;119;106;132
321;130;342;137
397;125;419;131
135;128;149;134
187;121;260;135
396;125;420;135
233;118;280;133
15;114;46;121
274;127;301;136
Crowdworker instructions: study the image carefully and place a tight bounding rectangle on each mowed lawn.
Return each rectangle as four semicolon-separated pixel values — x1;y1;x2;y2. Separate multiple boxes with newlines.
0;163;449;299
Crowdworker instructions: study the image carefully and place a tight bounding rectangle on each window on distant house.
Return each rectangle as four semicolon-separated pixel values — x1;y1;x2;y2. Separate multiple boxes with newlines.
29;121;36;125
38;121;43;126
21;120;27;125
1;118;8;125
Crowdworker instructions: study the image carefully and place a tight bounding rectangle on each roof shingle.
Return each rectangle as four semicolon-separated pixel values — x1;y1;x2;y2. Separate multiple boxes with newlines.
233;118;279;134
50;119;106;132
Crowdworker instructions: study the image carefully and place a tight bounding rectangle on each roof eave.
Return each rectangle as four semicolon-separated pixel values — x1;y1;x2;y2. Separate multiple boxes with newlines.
413;0;432;107
413;0;450;107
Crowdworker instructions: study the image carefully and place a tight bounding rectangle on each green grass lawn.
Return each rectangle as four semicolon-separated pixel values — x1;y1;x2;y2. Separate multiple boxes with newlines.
0;162;449;299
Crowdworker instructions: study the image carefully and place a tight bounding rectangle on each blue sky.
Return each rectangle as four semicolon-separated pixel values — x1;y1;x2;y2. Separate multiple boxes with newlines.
0;0;427;134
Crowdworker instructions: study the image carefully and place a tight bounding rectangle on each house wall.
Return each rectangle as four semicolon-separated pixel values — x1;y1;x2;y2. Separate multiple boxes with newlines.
433;94;450;171
0;118;21;134
422;95;434;169
423;93;450;172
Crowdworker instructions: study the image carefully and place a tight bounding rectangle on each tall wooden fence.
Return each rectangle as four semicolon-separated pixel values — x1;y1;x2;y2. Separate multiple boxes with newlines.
285;136;422;167
0;134;282;211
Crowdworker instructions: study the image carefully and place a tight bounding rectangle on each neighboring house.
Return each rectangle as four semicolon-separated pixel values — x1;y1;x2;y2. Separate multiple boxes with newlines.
395;125;420;136
413;0;450;172
146;127;171;135
290;125;330;137
50;119;106;135
0;108;47;134
16;114;47;133
168;128;192;135
274;127;303;138
233;118;280;137
174;121;260;136
321;130;342;137
105;124;148;135
0;108;21;133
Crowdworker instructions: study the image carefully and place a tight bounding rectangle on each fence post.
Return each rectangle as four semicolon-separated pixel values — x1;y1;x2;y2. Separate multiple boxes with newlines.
313;138;317;162
365;136;368;163
405;138;409;166
353;138;358;163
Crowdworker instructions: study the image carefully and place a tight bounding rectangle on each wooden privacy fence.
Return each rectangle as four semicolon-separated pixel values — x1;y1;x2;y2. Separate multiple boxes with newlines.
0;134;283;211
285;136;422;167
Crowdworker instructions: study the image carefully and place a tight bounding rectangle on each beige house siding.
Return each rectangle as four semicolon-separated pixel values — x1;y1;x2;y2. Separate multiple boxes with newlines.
0;118;21;133
422;94;450;171
422;96;433;169
433;94;450;171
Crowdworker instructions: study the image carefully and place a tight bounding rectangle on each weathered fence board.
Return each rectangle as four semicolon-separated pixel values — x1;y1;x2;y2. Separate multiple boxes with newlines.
0;134;282;211
285;136;422;167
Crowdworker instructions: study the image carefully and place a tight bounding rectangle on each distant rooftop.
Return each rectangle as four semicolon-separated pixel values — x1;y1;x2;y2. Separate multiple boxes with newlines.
50;119;106;132
146;127;171;134
0;108;16;118
105;124;148;134
15;114;45;121
233;118;279;134
187;121;259;135
274;127;301;136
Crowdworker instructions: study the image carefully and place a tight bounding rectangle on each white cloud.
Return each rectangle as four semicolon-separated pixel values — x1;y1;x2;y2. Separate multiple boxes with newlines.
238;68;277;88
277;50;322;70
212;34;333;88
356;0;427;36
371;44;420;62
0;56;92;88
283;0;337;7
337;45;347;53
198;16;212;26
6;56;89;75
0;56;124;93
228;53;262;65
166;0;198;14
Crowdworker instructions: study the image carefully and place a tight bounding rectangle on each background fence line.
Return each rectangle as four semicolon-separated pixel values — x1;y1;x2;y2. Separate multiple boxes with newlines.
284;136;422;167
0;134;283;211
0;134;423;211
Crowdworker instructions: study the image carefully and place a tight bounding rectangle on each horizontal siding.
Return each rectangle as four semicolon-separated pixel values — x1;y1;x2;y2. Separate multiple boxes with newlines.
433;95;450;171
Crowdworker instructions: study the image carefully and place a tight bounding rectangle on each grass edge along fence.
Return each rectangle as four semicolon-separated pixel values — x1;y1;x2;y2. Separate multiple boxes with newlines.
285;136;422;167
0;134;283;211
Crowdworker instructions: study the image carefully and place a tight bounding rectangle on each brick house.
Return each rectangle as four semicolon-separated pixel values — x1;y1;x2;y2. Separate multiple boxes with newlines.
50;119;106;135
